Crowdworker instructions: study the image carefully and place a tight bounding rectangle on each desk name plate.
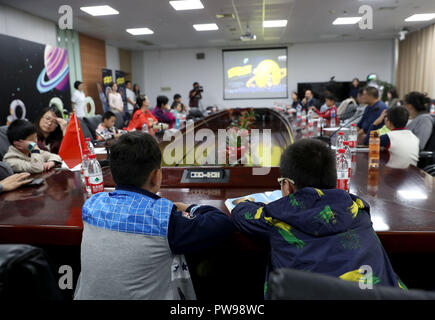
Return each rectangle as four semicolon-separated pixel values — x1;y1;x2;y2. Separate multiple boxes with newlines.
180;168;230;183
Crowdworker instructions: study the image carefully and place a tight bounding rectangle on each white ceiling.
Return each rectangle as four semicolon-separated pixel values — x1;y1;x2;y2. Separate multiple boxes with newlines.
1;0;435;50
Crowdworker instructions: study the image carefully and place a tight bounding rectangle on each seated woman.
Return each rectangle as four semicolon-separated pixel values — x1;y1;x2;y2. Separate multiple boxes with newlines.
35;106;67;154
405;91;434;150
127;96;158;131
96;111;121;141
152;95;176;129
4;120;62;174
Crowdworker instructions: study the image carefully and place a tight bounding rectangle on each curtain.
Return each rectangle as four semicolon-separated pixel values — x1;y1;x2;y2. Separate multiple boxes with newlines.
396;23;435;98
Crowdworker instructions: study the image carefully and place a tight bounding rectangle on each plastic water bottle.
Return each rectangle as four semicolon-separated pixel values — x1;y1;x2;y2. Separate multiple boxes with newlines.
317;118;323;137
307;111;314;137
336;149;349;192
342;141;352;181
335;131;345;153
296;106;302;125
87;154;104;195
301;110;307;128
349;123;358;152
82;150;92;195
85;138;95;155
142;123;149;133
330;108;336;128
368;131;380;169
176;115;180;129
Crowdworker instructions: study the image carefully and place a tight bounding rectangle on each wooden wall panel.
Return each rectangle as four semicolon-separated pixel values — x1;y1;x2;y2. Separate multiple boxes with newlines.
79;33;106;115
119;48;132;81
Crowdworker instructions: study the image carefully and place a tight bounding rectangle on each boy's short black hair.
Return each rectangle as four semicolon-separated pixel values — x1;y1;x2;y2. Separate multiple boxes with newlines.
156;95;169;108
173;94;181;100
103;111;116;121
325;94;335;102
386;106;409;129
74;81;82;90
7;119;37;144
280;139;337;190
109;132;162;188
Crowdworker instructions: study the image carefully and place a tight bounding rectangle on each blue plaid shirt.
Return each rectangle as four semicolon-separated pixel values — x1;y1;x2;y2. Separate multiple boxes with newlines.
82;185;173;237
82;185;235;254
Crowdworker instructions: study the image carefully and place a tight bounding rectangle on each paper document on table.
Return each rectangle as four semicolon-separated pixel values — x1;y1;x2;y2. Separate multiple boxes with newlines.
225;190;282;212
61;161;81;172
94;147;107;155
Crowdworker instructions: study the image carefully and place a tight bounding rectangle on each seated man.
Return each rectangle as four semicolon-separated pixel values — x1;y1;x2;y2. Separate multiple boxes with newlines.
74;132;234;300
171;94;189;116
357;87;388;145
96;111;121;141
309;95;338;127
3;120;62;173
380;106;419;169
231;139;405;297
301;89;318;111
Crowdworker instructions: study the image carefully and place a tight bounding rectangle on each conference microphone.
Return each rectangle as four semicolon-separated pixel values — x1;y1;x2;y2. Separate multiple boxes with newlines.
313;112;362;147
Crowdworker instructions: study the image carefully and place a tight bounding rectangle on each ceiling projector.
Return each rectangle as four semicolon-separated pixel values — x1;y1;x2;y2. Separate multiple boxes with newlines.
240;25;256;41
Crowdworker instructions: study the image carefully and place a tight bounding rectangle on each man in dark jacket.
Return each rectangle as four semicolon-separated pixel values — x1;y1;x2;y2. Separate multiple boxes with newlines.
231;139;405;296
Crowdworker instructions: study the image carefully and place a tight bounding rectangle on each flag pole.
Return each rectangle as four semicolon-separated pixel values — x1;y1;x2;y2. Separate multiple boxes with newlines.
73;112;84;159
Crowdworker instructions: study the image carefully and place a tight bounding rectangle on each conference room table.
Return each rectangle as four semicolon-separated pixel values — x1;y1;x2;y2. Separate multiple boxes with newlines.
1;108;435;255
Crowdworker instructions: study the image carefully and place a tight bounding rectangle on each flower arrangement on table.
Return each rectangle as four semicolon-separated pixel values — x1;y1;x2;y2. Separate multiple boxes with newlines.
226;109;256;164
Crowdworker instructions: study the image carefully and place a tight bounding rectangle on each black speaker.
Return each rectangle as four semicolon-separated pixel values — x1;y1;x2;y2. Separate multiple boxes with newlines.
196;52;205;60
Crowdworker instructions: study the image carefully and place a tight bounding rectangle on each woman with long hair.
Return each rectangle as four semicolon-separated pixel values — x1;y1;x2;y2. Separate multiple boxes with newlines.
34;106;67;154
108;82;124;115
386;88;400;108
127;96;158;131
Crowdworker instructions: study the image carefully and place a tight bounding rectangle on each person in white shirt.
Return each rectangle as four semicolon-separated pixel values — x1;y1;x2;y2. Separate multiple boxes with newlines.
71;81;86;118
125;81;136;116
108;82;124;115
379;106;420;169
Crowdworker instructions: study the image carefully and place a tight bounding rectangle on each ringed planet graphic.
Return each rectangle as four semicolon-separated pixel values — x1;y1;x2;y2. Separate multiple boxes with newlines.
36;45;69;93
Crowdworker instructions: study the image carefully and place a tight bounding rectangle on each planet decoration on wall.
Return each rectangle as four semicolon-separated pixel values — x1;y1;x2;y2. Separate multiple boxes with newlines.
36;45;70;93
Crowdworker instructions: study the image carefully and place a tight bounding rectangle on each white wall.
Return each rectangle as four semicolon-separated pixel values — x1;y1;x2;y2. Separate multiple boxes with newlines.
0;3;56;46
132;39;394;108
105;44;120;72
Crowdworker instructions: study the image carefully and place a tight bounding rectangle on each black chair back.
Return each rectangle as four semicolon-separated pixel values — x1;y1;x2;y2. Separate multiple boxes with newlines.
0;244;63;300
84;115;103;140
423;115;435;152
77;117;94;141
114;112;124;129
0;126;10;161
268;268;435;300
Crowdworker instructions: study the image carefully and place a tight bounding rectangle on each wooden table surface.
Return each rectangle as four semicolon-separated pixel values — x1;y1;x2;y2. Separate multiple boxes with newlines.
1;109;435;253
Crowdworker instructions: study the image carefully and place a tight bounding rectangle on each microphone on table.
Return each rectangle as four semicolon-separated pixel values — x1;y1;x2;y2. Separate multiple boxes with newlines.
313;112;362;147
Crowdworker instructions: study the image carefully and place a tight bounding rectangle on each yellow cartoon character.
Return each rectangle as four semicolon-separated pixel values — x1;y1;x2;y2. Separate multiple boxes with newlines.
246;59;287;88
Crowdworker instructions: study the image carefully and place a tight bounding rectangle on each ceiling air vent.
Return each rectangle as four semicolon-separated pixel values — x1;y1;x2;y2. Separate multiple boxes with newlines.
137;40;154;46
216;13;235;19
379;6;397;11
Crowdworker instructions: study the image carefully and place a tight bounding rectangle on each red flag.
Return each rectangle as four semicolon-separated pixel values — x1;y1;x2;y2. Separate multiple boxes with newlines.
58;113;88;169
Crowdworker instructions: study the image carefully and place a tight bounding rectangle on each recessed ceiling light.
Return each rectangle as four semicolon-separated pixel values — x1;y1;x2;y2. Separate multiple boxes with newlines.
332;17;362;25
405;13;435;22
193;23;219;31
80;5;119;16
126;28;154;35
170;0;204;11
263;20;288;28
